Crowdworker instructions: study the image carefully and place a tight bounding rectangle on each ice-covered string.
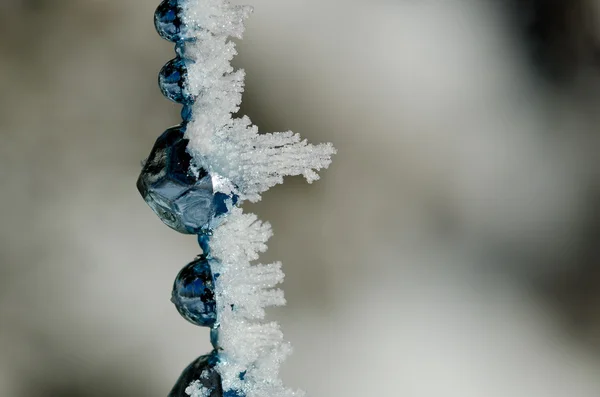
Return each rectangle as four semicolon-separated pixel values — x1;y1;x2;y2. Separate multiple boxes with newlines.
137;1;335;396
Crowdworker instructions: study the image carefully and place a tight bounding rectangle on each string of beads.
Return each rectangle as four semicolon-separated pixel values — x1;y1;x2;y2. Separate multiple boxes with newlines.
138;1;240;395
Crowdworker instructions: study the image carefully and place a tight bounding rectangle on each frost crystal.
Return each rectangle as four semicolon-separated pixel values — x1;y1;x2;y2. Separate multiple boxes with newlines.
186;381;211;397
180;0;253;39
209;207;303;396
177;8;335;202
157;1;335;396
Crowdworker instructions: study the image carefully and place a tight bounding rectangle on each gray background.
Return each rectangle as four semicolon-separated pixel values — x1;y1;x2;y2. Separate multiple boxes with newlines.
1;1;600;396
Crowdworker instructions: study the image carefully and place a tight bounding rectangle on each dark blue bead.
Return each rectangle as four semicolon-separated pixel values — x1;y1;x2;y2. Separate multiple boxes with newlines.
137;125;228;234
172;256;217;327
159;58;191;103
154;0;183;42
169;351;246;397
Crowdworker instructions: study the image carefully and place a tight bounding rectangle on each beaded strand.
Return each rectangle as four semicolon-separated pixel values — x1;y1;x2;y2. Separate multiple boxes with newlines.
137;1;334;396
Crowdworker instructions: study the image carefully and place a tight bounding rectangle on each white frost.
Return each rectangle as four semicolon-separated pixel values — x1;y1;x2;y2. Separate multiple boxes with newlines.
177;1;335;396
186;380;211;397
180;0;252;39
210;208;304;397
179;2;335;202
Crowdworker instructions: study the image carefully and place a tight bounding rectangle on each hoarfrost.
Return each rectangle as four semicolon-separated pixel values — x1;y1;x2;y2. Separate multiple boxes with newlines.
177;1;335;396
179;4;335;202
185;381;211;397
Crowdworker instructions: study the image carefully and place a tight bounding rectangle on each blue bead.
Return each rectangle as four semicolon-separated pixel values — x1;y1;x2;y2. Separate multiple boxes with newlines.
137;125;234;233
159;58;191;103
171;256;217;327
169;352;245;397
154;0;183;42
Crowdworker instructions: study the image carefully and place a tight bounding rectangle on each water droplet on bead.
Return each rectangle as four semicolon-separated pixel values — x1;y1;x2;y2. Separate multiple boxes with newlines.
159;58;191;103
172;255;217;327
137;125;233;233
154;0;183;42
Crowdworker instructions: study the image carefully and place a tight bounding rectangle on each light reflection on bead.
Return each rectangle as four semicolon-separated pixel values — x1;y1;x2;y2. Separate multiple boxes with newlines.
171;256;217;327
154;0;183;42
159;57;190;103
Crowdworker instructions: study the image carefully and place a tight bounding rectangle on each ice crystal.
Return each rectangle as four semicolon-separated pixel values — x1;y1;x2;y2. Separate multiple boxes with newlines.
208;208;304;397
159;57;192;103
176;21;335;202
186;382;211;397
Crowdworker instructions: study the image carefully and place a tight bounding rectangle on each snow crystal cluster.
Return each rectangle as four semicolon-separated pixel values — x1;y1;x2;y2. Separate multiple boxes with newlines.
147;0;335;396
177;15;335;202
210;207;302;397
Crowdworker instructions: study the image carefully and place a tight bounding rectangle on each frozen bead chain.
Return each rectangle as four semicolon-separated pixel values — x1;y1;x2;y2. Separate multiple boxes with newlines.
138;1;335;396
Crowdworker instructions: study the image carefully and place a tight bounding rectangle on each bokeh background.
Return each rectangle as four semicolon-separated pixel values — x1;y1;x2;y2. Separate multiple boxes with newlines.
1;0;600;396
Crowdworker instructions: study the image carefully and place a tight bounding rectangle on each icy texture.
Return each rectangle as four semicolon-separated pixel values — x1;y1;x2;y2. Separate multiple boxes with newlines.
172;255;217;327
155;0;251;42
159;1;335;396
208;208;303;397
177;26;335;202
179;0;253;39
137;125;235;233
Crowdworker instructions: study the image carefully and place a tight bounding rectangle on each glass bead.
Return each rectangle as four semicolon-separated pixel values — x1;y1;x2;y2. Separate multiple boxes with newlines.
137;125;234;234
159;57;191;103
154;0;183;42
169;352;245;397
171;255;217;327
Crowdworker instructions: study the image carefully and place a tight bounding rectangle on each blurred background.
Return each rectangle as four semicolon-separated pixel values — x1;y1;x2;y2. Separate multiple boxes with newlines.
1;0;600;396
